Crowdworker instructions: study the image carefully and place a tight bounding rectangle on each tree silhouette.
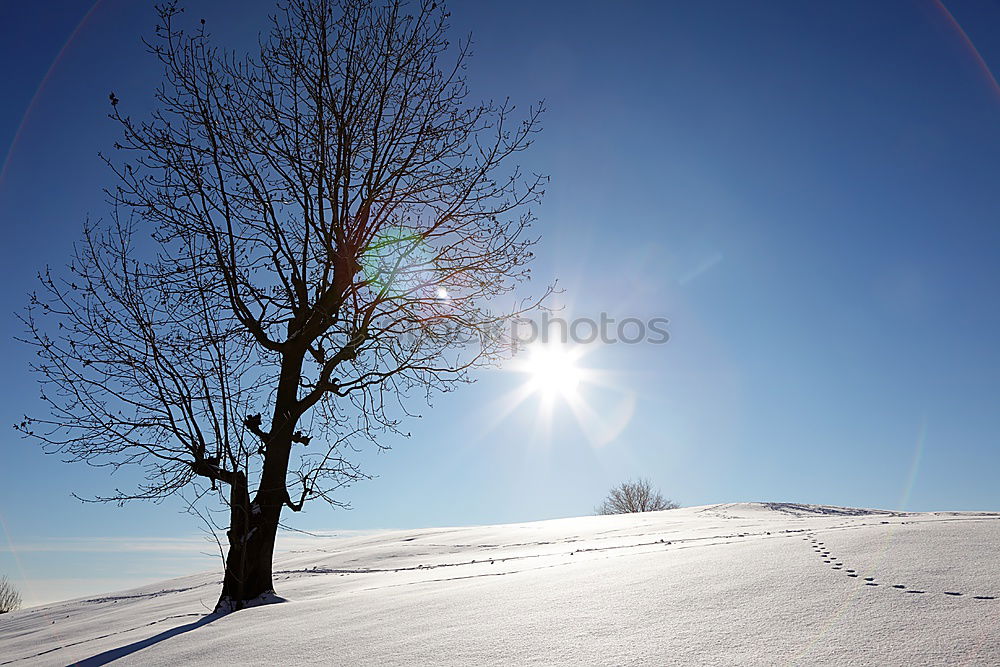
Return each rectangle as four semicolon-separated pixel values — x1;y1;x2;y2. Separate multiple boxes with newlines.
0;576;21;614
596;479;678;515
18;0;545;612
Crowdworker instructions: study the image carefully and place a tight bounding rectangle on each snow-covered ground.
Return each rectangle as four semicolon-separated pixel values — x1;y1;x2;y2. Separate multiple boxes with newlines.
1;502;998;665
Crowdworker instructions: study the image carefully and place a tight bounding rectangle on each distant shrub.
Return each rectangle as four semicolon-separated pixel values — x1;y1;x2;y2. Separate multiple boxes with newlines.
0;575;21;614
596;478;679;515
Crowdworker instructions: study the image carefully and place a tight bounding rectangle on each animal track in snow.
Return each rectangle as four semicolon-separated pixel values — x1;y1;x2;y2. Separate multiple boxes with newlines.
804;534;995;601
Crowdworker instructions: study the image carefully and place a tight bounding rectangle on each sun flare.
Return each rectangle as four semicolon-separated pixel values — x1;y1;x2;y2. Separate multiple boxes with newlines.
488;341;634;448
521;343;583;399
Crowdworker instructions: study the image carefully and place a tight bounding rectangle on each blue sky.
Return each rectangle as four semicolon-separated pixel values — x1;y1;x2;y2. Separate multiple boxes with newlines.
2;0;1000;606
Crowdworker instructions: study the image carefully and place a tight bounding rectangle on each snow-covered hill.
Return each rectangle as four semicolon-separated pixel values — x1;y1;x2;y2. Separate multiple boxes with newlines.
1;503;998;665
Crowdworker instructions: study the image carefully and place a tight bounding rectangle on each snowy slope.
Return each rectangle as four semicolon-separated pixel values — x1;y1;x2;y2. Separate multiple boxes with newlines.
1;503;998;665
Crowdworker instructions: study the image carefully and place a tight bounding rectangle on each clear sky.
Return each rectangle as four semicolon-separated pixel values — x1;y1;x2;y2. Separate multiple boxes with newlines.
2;0;1000;606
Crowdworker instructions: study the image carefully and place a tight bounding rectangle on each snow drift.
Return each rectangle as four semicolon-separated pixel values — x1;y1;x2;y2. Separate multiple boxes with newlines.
1;502;998;665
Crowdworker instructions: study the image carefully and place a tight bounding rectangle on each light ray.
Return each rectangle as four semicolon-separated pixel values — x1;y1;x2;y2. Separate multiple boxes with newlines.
486;341;636;447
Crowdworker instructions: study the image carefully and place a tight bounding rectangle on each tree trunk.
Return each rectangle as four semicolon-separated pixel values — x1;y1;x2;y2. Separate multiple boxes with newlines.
216;352;304;613
215;472;281;612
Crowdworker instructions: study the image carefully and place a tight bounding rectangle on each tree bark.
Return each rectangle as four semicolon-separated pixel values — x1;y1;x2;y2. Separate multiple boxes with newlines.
215;471;280;612
216;353;304;612
216;461;294;612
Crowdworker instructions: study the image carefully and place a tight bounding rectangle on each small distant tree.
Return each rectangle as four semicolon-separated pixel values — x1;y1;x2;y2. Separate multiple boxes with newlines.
596;478;678;515
0;576;22;614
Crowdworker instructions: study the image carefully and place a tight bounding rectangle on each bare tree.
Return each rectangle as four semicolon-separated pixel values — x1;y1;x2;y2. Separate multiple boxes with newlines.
596;479;678;515
0;576;22;614
18;0;546;612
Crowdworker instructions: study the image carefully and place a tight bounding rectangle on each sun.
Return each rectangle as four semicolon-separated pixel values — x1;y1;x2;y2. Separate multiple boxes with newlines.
520;343;583;399
487;340;635;447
